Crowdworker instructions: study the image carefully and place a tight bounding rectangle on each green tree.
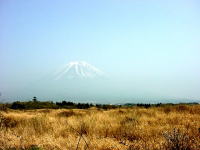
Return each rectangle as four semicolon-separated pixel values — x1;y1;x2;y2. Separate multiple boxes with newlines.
32;96;37;102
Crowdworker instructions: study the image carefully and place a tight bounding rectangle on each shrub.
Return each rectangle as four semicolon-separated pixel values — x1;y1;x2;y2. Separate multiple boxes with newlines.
57;110;75;117
0;104;8;111
175;105;190;112
0;113;18;129
163;128;193;150
30;116;53;135
27;145;42;150
8;145;42;150
11;101;25;109
78;121;90;136
163;106;172;114
113;116;139;142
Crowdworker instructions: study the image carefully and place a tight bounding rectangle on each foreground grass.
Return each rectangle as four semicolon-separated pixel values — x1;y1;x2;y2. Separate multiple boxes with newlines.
0;105;200;150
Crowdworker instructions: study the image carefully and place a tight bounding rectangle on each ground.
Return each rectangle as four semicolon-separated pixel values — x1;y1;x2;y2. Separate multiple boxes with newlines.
0;105;200;150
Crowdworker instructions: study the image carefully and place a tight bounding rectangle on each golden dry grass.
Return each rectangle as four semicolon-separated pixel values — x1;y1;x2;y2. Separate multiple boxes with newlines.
0;105;200;150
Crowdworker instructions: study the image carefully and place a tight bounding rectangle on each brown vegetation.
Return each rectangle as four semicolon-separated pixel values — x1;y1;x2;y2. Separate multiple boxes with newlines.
0;105;200;150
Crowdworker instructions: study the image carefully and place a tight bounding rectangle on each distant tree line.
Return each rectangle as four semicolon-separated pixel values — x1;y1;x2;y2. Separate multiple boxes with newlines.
56;101;93;109
0;97;199;110
8;101;120;110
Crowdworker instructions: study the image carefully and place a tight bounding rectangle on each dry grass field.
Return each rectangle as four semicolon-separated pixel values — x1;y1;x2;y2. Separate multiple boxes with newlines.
0;105;200;150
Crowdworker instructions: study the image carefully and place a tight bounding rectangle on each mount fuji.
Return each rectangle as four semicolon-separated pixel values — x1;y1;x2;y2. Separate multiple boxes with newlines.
53;61;106;80
24;61;110;102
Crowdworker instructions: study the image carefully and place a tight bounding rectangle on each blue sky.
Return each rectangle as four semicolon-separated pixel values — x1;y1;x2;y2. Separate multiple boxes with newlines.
0;0;200;101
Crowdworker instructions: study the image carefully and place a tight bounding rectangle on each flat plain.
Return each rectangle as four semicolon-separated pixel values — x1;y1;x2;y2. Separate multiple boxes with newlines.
0;105;200;150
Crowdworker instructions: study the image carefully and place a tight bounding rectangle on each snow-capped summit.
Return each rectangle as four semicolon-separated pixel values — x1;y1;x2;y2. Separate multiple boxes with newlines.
54;61;105;80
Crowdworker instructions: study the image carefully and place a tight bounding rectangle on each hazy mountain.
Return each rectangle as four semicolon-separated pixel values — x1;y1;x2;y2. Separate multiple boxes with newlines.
53;61;105;80
22;61;111;102
4;61;199;104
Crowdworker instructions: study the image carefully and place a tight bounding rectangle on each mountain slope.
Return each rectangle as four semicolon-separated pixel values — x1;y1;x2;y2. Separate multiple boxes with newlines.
53;61;105;80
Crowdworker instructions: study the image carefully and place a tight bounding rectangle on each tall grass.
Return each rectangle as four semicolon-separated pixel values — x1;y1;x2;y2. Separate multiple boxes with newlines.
0;105;200;150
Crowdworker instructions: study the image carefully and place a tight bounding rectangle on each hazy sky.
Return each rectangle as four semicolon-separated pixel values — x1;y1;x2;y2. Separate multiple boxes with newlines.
0;0;200;101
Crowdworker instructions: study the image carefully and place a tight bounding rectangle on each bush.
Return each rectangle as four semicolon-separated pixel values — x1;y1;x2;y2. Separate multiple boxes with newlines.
27;145;42;150
163;106;172;114
57;110;76;117
8;145;42;150
163;128;193;150
11;101;26;109
0;113;18;129
0;104;8;111
175;105;190;112
137;103;151;108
